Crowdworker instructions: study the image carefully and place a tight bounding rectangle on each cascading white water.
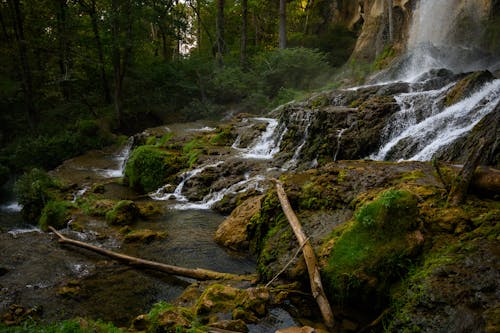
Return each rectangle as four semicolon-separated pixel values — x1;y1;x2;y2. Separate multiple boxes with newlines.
371;79;500;161
236;118;283;159
99;136;134;178
149;161;224;201
402;0;493;81
282;111;313;170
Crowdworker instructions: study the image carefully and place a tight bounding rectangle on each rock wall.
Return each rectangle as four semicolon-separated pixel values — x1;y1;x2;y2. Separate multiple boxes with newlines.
348;0;497;63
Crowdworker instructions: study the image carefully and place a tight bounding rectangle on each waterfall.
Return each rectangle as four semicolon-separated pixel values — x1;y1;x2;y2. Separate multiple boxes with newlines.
401;0;494;81
282;110;313;170
236;118;283;159
149;161;224;201
371;79;500;161
99;136;134;178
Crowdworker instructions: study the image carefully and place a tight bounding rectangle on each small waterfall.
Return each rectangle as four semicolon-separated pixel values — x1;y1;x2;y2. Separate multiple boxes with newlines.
282;111;313;170
333;128;347;162
99;136;134;178
0;201;23;212
371;79;500;161
149;162;224;201
172;174;266;210
237;118;283;159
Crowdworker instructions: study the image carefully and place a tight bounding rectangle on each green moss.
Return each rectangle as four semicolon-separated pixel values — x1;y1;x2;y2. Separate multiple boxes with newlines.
0;319;124;333
14;169;62;223
355;189;418;231
125;145;185;193
39;200;74;231
209;125;235;146
374;46;397;70
323;189;420;308
105;200;139;226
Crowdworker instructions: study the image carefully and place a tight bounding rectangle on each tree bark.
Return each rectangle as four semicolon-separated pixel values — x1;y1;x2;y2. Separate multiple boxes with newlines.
216;0;225;65
8;0;37;129
279;0;286;49
240;0;247;68
447;139;487;206
80;0;111;104
56;0;71;100
49;227;255;281
275;180;335;330
387;0;393;42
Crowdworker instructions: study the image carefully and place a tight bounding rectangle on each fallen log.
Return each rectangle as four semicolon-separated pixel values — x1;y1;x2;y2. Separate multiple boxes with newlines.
274;180;335;330
49;227;255;281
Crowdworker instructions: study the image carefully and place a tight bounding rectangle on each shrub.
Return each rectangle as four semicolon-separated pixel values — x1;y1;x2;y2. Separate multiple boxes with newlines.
39;200;73;231
252;47;331;97
14;169;61;223
124;145;185;193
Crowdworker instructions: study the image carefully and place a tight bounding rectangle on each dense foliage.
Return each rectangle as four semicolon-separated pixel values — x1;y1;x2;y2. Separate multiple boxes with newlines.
0;0;360;181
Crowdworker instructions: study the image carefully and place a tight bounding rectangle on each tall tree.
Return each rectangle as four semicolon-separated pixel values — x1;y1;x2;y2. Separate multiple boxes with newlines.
279;0;286;48
240;0;247;67
216;0;225;64
78;0;111;103
111;0;134;127
7;0;37;129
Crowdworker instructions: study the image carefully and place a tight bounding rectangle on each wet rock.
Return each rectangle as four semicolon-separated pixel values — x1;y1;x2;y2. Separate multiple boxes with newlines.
131;314;150;331
123;229;167;243
105;200;139;226
444;71;496;107
210;319;249;332
214;195;263;251
388;239;499;332
1;304;42;326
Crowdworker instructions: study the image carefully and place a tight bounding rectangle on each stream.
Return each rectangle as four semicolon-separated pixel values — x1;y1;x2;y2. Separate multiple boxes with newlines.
0;121;301;331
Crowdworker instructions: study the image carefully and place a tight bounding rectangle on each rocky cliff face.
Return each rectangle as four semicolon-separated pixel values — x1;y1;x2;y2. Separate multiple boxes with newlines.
348;0;497;65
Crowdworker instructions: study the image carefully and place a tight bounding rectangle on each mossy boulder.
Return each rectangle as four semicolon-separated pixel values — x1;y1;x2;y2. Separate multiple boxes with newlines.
322;189;423;310
194;284;270;325
14;168;62;223
388;237;499;332
123;229;167;243
39;200;74;231
124;145;185;193
444;70;495;107
214;195;263;251
83;199;115;216
105;200;139;226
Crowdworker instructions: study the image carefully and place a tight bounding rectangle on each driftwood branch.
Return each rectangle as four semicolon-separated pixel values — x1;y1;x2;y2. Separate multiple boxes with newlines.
49;227;255;281
274;180;335;330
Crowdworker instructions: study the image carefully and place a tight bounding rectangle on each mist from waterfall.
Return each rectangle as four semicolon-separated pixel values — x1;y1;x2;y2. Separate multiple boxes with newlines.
401;0;495;81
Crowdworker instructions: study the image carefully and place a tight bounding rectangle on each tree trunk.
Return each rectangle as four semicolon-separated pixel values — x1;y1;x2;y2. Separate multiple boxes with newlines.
8;0;37;129
279;0;286;49
275;180;335;330
240;0;247;68
0;8;10;41
84;0;111;104
387;0;393;42
216;0;225;65
111;0;133;128
56;0;70;100
447;139;487;206
49;227;256;281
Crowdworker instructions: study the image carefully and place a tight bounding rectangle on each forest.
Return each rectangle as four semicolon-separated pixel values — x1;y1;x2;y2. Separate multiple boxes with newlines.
1;0;499;332
0;0;359;182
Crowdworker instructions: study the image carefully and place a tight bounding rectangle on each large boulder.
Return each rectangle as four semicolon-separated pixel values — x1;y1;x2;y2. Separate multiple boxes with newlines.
214;195;264;251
